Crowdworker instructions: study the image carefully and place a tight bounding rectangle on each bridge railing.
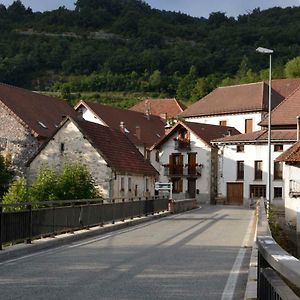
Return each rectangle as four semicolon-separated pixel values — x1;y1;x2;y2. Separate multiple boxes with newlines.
0;196;169;250
257;198;300;299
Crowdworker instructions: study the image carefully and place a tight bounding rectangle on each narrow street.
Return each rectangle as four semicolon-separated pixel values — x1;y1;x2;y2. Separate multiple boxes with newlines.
0;206;254;300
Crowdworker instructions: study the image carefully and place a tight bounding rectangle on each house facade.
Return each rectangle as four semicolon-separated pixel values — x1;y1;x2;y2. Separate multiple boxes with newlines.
27;118;158;199
151;121;239;203
213;130;295;206
0;83;76;174
180;79;300;134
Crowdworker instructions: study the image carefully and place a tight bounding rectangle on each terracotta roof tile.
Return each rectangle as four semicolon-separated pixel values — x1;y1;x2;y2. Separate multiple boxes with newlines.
130;98;186;118
260;85;300;127
0;83;77;138
276;141;300;162
180;79;300;118
76;101;165;147
76;119;158;176
153;121;240;149
213;129;297;143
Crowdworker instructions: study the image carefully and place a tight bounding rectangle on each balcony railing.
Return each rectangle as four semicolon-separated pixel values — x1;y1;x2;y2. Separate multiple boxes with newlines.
163;164;202;177
174;139;191;150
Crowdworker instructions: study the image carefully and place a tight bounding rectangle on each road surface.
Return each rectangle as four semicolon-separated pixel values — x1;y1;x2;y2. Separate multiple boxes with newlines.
0;205;254;300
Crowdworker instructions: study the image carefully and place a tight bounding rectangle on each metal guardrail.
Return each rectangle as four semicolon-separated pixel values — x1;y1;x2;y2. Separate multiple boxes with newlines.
0;196;169;250
257;198;300;299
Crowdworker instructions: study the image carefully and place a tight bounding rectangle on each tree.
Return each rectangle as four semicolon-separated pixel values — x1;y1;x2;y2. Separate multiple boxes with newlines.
285;56;300;78
2;178;29;210
149;70;161;91
0;154;14;199
57;163;100;200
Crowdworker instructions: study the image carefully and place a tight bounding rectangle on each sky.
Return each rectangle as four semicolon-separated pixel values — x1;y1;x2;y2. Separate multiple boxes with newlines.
0;0;299;18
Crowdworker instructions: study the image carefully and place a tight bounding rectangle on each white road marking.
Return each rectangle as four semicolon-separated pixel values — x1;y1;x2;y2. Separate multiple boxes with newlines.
221;211;255;300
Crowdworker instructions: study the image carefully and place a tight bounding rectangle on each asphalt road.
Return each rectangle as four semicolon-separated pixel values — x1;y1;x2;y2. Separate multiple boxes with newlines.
0;206;254;300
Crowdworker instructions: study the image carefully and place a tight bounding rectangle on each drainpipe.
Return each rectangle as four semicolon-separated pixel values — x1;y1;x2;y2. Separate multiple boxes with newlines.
297;116;300;141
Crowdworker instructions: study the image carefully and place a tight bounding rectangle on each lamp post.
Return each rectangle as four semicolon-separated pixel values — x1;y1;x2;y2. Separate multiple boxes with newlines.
256;47;274;210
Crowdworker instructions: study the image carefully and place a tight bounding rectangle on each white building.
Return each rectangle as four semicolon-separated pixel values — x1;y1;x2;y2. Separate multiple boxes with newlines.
151;121;239;203
180;79;300;134
213;130;295;205
27;117;158;199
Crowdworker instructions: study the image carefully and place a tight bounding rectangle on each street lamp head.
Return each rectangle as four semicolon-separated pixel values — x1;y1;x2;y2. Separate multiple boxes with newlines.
256;47;274;54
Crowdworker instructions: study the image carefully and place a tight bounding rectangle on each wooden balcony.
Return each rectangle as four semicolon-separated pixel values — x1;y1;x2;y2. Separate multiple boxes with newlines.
163;164;202;177
174;139;191;151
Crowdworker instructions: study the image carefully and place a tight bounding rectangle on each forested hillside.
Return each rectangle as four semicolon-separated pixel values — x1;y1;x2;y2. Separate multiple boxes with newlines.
1;0;300;106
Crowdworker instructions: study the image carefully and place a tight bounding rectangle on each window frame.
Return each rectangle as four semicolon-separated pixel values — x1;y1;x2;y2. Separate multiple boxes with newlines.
274;161;283;180
254;160;263;180
236;161;244;180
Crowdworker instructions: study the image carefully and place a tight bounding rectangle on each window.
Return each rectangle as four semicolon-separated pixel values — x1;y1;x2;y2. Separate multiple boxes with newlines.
237;161;244;180
245;119;253;133
172;178;183;193
254;161;263;180
250;185;266;198
274;144;283;152
145;178;149;192
145;149;151;161
274;162;283;180
120;177;125;192
274;187;282;198
128;177;132;192
155;150;160;162
219;120;227;126
60;143;65;154
236;145;244;152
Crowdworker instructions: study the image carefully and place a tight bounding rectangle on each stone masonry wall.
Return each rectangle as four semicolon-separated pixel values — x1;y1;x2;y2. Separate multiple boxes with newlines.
0;104;39;175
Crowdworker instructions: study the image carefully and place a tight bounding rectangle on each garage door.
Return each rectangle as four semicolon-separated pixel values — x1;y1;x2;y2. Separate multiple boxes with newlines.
227;183;244;205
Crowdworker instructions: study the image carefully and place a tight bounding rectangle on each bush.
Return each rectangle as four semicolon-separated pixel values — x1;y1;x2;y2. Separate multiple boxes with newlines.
0;154;14;199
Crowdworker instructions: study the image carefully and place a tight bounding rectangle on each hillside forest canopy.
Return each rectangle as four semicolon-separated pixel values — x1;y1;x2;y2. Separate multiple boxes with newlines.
1;0;300;106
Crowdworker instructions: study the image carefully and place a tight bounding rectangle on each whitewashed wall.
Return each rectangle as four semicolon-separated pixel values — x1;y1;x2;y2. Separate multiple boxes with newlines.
218;143;292;205
185;112;263;133
79;106;104;125
154;130;212;203
283;164;300;227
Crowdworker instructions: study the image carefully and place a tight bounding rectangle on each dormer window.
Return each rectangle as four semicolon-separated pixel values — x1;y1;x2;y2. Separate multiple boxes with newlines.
38;121;47;129
175;128;190;150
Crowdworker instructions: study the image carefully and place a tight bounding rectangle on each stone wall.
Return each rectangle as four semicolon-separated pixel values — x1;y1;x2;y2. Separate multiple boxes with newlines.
0;103;39;175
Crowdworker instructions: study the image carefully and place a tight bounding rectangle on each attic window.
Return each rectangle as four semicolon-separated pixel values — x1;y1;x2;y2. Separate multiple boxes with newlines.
38;121;47;129
125;128;130;133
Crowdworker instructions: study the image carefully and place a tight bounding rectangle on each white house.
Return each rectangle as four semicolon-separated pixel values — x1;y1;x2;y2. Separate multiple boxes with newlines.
151;121;239;203
180;79;300;134
27;117;158;199
212;129;295;206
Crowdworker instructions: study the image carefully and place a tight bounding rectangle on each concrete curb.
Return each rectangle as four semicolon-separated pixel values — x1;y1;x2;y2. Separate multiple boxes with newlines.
244;210;258;300
0;211;171;263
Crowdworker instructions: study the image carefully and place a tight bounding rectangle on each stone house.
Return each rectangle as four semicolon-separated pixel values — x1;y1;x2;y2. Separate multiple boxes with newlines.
130;98;186;120
151;120;239;203
27;117;158;199
74;100;166;158
0;83;76;174
180;79;300;134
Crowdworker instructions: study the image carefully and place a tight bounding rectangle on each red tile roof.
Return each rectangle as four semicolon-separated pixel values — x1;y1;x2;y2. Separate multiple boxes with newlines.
152;121;240;149
0;83;77;138
276;141;300;162
29;117;158;177
130;98;186;118
75;101;165;148
260;86;300;127
180;79;300;118
213;129;297;143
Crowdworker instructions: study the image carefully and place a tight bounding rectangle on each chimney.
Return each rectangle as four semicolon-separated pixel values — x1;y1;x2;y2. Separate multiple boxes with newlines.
160;113;167;120
120;121;125;133
135;125;141;140
145;100;151;120
227;129;232;136
297;116;300;141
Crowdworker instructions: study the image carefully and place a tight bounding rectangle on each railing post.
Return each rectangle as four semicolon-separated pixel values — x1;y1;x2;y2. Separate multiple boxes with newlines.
112;199;115;224
122;198;125;222
26;204;32;244
0;205;3;250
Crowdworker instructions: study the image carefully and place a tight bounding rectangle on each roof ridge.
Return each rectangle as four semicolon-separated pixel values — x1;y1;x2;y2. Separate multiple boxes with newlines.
218;81;264;89
260;84;300;124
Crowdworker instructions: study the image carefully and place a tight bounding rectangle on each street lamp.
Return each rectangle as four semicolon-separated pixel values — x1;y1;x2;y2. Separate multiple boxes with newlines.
256;46;274;211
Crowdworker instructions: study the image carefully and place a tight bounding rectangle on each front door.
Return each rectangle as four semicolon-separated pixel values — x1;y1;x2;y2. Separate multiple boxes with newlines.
227;183;243;205
188;179;196;198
